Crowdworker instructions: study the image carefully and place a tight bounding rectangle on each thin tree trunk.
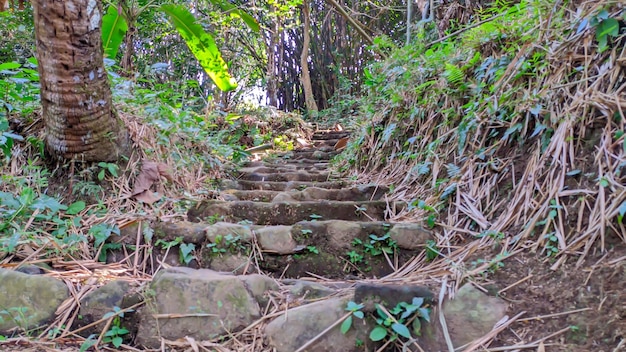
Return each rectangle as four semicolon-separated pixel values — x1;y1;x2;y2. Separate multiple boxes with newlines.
120;25;136;76
33;0;128;161
300;0;318;112
266;4;279;108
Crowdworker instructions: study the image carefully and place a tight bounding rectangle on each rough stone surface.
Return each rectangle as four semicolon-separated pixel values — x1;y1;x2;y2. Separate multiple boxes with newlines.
0;269;68;333
443;283;508;347
255;226;297;254
239;274;279;308
154;221;207;244
75;280;132;335
14;264;44;275
272;192;297;202
266;296;362;352
205;222;253;243
208;254;251;274
325;220;363;251
387;223;433;250
287;280;337;299
136;268;260;348
218;179;241;190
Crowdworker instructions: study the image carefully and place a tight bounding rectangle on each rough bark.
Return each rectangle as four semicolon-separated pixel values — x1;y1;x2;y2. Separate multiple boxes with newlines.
33;0;129;161
300;0;318;112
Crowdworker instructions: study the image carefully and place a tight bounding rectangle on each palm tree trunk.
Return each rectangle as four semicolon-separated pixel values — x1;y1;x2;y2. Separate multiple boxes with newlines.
33;0;128;161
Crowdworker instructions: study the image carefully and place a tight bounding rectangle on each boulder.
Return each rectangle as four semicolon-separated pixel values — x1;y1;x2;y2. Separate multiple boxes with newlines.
266;296;362;352
136;268;260;348
0;269;68;333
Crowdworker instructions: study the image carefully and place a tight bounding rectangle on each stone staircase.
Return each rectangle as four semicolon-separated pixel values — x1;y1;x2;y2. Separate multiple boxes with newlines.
0;129;508;351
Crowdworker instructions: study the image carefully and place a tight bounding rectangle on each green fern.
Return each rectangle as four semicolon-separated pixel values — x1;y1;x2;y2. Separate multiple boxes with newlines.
443;63;464;86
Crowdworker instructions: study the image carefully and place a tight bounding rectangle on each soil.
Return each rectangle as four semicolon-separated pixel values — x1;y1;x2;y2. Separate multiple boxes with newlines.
482;236;626;351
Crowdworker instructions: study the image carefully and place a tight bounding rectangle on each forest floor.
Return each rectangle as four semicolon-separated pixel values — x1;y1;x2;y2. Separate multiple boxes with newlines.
1;123;624;352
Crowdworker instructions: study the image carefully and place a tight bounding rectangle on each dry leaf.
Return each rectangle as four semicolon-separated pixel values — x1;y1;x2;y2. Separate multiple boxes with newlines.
334;137;349;151
131;161;172;204
296;137;310;148
134;190;161;204
537;341;545;352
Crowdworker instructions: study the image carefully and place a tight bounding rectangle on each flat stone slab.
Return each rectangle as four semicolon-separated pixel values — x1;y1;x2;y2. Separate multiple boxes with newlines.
233;180;346;191
188;200;404;225
238;171;330;182
312;131;350;140
223;184;389;202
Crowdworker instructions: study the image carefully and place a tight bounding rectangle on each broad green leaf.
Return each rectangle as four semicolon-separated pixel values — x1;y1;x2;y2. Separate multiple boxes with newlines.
161;5;237;92
102;5;128;59
596;18;619;39
0;62;20;71
0;191;20;209
180;243;195;258
418;307;431;322
340;316;352;334
412;318;422;336
31;195;67;213
392;322;412;339
66;201;86;215
369;326;387;341
208;0;260;32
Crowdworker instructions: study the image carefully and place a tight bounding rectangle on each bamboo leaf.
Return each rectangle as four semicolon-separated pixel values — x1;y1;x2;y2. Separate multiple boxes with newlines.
101;5;128;59
208;0;260;33
161;5;237;91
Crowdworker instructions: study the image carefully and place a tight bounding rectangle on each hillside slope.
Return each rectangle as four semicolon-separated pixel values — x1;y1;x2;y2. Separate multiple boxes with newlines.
333;0;625;349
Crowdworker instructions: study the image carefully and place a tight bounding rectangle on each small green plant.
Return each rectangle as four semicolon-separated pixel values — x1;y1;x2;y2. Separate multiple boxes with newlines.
90;223;122;262
363;234;397;257
206;233;247;256
300;229;313;238
0;306;32;331
589;9;622;53
97;162;119;181
346;249;364;264
340;301;365;334
155;236;183;250
306;245;319;254
101;306;132;348
425;239;439;261
370;297;431;343
179;243;196;264
407;199;438;228
309;214;323;221
206;214;225;224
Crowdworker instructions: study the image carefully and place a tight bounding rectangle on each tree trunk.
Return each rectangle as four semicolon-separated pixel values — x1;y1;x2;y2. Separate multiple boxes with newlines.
300;0;318;112
266;4;279;108
33;0;128;162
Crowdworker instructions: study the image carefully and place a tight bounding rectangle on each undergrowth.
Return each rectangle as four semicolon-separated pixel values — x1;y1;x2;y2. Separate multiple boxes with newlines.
335;0;626;266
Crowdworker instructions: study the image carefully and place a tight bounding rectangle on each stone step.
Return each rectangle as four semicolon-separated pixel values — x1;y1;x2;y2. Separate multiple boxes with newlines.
276;150;339;160
187;200;405;225
240;166;327;174
223;184;389;202
312;138;341;146
230;180;346;191
242;162;329;171
312;131;350;140
152;220;432;254
238;171;330;182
